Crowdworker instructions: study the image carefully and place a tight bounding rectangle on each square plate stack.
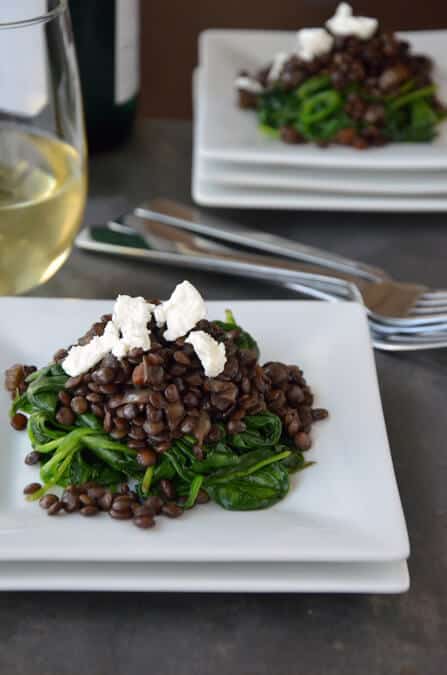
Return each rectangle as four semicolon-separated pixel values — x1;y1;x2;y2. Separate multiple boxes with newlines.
193;29;447;211
0;298;409;592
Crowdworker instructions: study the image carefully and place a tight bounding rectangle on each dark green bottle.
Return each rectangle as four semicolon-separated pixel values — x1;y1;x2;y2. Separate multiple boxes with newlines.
69;0;140;152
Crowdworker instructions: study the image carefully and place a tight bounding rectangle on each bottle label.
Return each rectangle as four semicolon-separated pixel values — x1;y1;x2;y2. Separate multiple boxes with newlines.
115;0;140;104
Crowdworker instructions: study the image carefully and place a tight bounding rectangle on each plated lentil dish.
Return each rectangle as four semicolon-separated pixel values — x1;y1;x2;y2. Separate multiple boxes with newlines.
235;3;447;149
5;282;327;530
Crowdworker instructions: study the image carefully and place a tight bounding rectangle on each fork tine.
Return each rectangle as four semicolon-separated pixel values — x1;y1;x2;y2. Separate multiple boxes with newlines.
369;319;447;334
372;333;447;349
421;290;447;300
415;303;447;311
371;326;447;341
372;335;447;351
416;292;447;305
414;298;447;310
384;333;447;343
408;305;447;320
371;312;447;326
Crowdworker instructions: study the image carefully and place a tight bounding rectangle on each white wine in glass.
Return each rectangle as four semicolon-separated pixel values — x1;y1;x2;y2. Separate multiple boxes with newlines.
0;1;87;295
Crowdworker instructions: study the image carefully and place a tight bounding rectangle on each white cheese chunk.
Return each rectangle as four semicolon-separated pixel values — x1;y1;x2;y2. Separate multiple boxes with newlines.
63;322;120;377
234;76;264;94
326;3;378;40
296;28;334;62
63;296;153;376
155;280;207;341
111;294;154;358
62;282;207;377
186;330;227;378
267;51;289;82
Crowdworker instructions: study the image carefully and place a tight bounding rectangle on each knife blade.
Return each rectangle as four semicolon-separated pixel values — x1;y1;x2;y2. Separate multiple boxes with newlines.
134;197;386;283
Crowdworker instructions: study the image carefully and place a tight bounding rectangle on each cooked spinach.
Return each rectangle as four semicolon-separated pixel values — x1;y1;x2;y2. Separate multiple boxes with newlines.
184;475;204;509
205;462;290;510
215;309;259;357
190;442;240;473
230;412;282;450
256;75;446;144
68;451;123;487
203;447;291;485
28;411;66;446
84;439;142;479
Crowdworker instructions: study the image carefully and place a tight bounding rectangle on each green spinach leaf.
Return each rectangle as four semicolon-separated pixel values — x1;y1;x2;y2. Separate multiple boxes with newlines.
204;447;290;487
214;309;259;357
184;475;204;509
152;454;176;483
230;412;282;450
68;450;123;486
191;442;240;473
84;437;142;478
205;462;289;510
27;411;66;446
281;450;314;474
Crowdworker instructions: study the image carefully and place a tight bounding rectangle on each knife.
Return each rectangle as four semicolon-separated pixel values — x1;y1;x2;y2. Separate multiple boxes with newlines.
134;197;386;283
76;215;360;304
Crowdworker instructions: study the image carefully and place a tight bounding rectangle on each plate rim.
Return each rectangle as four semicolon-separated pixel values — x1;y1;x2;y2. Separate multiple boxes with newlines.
0;560;410;593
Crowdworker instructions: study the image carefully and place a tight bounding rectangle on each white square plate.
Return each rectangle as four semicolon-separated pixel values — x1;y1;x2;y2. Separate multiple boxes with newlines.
0;560;409;593
0;298;409;563
199;29;447;169
193;70;447;211
195;74;447;196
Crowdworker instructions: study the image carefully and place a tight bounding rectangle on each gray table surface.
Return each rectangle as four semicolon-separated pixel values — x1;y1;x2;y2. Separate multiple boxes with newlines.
1;120;446;675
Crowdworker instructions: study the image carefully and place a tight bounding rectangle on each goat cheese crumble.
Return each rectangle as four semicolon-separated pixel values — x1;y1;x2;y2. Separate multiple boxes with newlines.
111;295;154;358
267;52;289;82
63;295;155;376
235;75;265;94
62;282;213;377
326;3;378;40
234;3;379;95
296;28;334;62
186;330;227;378
63;322;120;377
154;280;207;341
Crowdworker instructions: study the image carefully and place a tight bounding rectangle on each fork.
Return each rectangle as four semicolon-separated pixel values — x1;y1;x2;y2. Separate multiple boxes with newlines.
282;280;447;350
137;198;447;327
76;216;447;350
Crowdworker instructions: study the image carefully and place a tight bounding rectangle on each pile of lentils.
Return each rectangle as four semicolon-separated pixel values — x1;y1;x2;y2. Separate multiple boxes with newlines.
6;309;328;527
22;482;187;528
238;31;444;148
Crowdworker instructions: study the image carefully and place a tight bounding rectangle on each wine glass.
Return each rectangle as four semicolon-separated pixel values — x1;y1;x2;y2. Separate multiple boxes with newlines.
0;0;87;295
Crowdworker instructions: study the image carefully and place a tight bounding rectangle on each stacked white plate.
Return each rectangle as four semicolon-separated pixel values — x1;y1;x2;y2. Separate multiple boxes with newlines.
0;298;410;592
193;29;447;211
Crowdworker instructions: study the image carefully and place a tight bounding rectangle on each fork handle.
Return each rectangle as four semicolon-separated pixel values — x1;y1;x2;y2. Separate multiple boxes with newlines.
137;198;388;284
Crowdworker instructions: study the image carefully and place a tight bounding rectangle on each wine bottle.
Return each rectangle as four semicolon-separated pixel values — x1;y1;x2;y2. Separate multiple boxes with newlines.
69;0;140;152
